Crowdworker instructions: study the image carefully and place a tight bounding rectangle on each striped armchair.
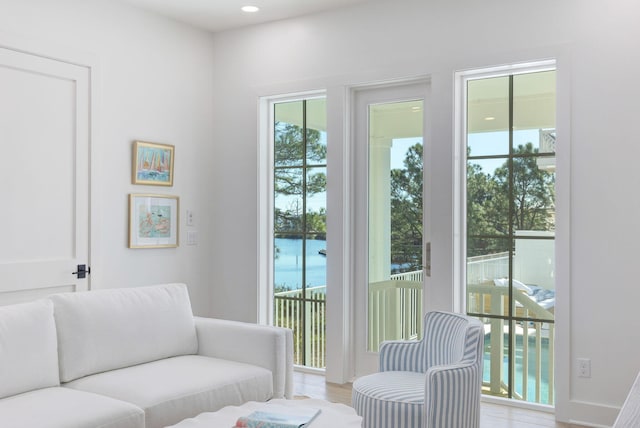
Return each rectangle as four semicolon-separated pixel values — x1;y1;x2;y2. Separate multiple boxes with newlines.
352;311;485;428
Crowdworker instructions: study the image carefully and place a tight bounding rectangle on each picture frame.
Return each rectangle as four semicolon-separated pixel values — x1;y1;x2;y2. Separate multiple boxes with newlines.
129;194;179;248
132;141;175;186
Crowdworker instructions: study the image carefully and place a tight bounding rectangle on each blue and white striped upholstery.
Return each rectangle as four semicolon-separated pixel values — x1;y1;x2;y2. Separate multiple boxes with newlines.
352;311;484;428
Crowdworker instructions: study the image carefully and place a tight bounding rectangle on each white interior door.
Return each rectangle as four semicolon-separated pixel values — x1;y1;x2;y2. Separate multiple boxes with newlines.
0;46;91;304
353;81;430;376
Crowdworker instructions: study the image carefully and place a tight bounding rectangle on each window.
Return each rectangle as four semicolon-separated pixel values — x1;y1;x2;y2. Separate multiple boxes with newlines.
271;97;327;368
461;65;556;405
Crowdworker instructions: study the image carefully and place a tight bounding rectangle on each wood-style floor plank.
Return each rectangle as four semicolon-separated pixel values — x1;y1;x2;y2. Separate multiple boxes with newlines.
293;371;586;428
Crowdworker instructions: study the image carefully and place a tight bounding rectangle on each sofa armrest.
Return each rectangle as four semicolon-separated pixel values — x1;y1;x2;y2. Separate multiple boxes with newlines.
194;317;294;399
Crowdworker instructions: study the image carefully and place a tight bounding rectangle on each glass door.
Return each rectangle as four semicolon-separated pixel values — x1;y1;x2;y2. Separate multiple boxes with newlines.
354;82;429;376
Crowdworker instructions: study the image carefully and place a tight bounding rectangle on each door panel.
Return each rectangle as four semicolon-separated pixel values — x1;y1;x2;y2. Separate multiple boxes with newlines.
0;47;90;303
353;82;429;376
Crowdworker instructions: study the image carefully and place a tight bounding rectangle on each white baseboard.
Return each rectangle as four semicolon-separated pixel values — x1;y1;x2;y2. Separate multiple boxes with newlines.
561;399;619;427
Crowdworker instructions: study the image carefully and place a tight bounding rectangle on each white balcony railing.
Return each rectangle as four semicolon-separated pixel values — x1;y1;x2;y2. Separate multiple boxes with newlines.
467;252;509;284
468;281;555;404
274;286;326;368
273;264;555;405
368;275;423;352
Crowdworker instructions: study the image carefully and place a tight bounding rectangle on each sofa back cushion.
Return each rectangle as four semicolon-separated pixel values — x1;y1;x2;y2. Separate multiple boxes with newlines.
51;283;198;383
0;299;60;398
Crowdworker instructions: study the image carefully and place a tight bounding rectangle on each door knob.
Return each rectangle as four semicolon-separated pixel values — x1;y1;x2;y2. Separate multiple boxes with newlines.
72;264;90;279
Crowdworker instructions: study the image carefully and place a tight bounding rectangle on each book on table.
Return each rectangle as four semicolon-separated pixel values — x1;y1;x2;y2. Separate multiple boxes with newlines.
233;404;321;428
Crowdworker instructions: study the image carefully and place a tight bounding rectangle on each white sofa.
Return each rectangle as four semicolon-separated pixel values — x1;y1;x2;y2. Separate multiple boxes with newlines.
0;283;294;428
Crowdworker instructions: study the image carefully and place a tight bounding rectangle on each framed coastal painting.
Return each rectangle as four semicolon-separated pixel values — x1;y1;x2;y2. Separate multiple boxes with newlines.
129;194;179;248
132;141;174;186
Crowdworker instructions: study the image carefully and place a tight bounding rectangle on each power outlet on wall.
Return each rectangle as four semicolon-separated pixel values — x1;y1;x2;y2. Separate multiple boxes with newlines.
186;210;195;226
578;358;591;378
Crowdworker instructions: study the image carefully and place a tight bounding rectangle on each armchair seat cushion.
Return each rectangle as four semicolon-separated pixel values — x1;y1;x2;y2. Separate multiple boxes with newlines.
353;371;424;428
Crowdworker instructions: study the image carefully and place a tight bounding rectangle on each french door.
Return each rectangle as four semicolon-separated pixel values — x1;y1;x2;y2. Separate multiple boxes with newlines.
353;81;430;376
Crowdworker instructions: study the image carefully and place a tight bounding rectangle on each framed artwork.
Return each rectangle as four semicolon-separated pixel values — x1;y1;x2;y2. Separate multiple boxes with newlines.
132;141;174;186
129;194;179;248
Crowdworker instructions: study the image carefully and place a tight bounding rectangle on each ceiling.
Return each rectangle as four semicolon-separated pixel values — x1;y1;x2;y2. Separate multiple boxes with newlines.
117;0;375;33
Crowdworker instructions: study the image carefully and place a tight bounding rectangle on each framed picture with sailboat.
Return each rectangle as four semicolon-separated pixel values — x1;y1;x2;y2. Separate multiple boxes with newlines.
132;140;175;186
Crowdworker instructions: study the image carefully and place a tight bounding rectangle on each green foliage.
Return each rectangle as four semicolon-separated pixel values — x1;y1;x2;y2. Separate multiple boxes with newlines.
306;207;327;238
390;143;423;270
467;156;501;235
466;147;506;256
494;143;555;231
467;142;555;256
274;122;326;194
274;122;327;236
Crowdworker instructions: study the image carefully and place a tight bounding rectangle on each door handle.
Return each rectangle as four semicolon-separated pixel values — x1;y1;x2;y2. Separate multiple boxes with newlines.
424;242;431;277
72;264;90;279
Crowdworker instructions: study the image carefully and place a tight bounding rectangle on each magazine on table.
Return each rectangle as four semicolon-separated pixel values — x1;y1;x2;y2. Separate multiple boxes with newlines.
233;404;321;428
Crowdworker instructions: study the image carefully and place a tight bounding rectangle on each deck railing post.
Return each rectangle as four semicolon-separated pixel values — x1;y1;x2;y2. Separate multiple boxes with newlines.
490;288;505;395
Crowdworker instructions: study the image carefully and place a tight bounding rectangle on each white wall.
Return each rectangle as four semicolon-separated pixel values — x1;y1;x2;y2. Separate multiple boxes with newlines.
209;0;640;425
0;0;216;315
2;0;639;424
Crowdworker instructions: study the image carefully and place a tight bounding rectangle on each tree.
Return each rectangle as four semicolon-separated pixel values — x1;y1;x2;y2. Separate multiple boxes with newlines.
274;122;326;194
493;143;555;232
306;207;327;239
466;142;555;256
274;122;327;237
466;152;505;256
390;143;423;271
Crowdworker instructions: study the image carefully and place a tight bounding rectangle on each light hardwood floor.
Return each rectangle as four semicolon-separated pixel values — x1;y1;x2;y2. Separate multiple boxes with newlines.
293;371;586;428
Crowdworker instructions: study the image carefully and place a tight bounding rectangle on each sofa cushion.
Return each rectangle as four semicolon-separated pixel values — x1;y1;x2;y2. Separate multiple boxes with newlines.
0;386;144;428
51;283;198;382
0;299;59;399
64;355;274;428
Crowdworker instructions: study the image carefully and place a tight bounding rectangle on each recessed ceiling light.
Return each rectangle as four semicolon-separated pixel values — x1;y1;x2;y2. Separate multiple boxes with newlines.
484;116;496;121
241;5;260;13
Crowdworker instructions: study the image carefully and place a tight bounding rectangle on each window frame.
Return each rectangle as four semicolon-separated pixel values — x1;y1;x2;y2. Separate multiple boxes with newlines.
258;92;327;369
454;60;556;314
454;60;559;407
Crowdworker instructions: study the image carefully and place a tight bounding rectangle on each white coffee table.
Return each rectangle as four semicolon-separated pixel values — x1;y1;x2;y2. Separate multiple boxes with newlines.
168;398;362;427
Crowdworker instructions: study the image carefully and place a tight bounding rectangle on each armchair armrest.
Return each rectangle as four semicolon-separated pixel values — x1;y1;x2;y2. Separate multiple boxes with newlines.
379;340;424;372
423;362;482;428
194;317;294;399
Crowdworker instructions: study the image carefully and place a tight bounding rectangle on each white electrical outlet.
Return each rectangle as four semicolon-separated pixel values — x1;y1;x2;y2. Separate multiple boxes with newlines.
578;358;591;378
186;210;195;226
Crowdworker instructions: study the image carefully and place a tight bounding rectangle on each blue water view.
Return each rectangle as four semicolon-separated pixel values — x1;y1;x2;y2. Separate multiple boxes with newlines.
274;238;327;290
